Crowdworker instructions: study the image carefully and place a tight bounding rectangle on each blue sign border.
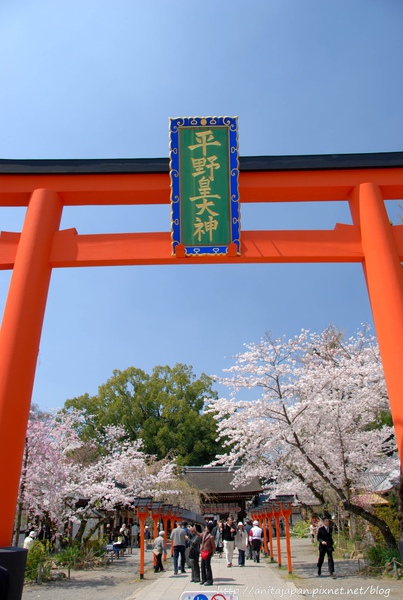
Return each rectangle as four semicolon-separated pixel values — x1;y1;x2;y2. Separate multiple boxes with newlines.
169;116;240;256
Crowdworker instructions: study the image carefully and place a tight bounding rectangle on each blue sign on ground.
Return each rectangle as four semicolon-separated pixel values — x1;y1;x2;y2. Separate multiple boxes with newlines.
180;592;238;600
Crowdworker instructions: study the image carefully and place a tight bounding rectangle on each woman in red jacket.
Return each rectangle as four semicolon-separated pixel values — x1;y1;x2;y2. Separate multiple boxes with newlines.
200;522;216;586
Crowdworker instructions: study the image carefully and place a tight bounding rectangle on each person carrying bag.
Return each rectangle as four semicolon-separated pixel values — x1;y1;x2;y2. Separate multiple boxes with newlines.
200;522;216;586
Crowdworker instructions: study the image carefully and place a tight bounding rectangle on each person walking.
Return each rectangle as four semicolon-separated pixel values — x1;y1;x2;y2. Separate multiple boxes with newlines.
317;518;335;577
200;522;216;586
188;526;201;583
309;519;317;543
235;522;248;566
250;520;263;563
23;531;37;551
105;524;113;544
222;516;236;567
214;520;224;557
132;522;139;547
119;524;128;547
170;522;187;575
244;519;253;559
182;521;192;568
152;530;165;572
144;525;151;550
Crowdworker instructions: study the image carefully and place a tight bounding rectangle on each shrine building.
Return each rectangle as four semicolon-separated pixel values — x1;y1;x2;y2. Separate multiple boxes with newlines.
183;466;262;522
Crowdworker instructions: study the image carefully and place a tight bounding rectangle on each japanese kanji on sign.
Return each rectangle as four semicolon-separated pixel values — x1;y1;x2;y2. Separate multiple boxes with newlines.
169;116;240;256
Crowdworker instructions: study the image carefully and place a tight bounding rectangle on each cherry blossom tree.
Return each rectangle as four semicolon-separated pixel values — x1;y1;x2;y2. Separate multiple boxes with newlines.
66;425;180;543
67;425;178;521
16;416;180;545
208;325;399;548
14;409;83;543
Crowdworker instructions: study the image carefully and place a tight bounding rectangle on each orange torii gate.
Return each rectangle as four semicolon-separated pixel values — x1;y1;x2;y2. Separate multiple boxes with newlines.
251;501;293;572
0;152;403;554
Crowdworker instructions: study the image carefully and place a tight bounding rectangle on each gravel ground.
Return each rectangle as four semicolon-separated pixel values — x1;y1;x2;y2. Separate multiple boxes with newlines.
21;539;402;600
22;549;158;600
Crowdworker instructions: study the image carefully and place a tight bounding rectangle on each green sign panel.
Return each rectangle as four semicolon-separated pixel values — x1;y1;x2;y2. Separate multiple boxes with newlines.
169;117;240;256
179;126;231;246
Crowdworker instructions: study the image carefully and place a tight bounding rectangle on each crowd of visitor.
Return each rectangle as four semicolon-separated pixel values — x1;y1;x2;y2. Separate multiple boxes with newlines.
154;517;264;586
21;514;336;583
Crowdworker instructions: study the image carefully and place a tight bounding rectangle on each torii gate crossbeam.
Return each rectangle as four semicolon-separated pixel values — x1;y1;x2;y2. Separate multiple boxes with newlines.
0;152;402;547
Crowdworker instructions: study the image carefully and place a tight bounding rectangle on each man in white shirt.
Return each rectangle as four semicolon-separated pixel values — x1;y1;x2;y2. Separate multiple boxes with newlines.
250;520;263;563
23;531;36;551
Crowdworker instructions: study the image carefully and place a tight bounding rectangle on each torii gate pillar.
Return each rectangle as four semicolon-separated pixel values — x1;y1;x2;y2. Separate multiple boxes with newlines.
350;183;403;457
0;189;63;546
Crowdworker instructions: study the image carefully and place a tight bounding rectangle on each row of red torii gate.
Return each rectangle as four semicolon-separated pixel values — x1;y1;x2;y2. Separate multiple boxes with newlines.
127;498;294;578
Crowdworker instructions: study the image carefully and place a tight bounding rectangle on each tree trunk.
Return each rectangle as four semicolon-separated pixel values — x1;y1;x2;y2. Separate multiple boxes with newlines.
398;470;403;542
398;471;403;563
294;469;397;549
13;441;29;546
349;513;357;540
13;501;24;547
74;519;88;545
82;521;103;547
343;500;397;549
290;438;398;549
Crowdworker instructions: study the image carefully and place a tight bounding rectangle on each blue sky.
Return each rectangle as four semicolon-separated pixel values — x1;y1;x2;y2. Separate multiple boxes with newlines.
0;0;402;410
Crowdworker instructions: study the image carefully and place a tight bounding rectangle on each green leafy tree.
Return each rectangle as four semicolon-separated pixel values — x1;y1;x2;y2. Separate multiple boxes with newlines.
64;363;222;465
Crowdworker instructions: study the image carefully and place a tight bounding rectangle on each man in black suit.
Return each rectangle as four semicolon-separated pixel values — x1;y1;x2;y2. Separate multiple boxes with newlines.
317;518;335;577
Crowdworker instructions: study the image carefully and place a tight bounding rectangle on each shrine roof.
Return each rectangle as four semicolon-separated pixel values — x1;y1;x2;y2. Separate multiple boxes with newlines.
183;466;262;495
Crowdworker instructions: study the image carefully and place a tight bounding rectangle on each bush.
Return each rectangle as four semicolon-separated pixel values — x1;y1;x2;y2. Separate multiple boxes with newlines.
365;544;400;566
24;541;52;582
54;544;83;566
291;520;310;538
85;537;107;555
54;543;106;569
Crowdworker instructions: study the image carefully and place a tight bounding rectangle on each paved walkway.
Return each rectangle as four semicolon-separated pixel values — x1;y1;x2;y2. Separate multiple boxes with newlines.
128;551;304;600
22;539;402;600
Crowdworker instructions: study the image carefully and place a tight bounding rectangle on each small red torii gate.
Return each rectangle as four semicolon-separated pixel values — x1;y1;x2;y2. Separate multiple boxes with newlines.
0;152;403;548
